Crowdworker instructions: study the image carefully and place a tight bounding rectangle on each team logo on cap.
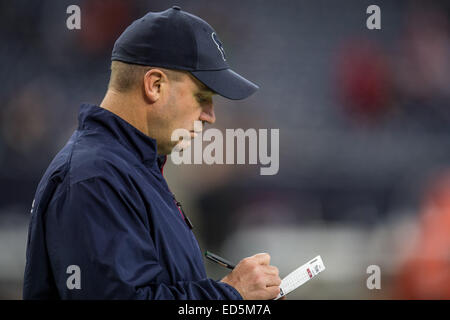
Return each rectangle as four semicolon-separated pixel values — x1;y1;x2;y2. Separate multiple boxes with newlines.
211;32;226;61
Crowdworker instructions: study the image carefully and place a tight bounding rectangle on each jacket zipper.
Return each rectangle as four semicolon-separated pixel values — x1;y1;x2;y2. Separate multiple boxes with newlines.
172;193;194;230
158;157;193;230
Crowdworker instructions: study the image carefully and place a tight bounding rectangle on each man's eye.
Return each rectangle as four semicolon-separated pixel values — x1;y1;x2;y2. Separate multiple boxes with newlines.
196;95;210;103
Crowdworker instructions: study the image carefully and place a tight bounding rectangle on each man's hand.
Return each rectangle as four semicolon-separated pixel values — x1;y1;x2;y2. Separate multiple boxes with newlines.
220;253;281;300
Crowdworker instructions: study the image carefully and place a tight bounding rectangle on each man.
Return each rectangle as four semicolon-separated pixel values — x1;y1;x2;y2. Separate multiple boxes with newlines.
23;6;282;299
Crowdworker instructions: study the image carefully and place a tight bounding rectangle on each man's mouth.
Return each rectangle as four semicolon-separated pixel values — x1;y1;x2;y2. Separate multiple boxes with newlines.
189;121;204;138
190;129;202;137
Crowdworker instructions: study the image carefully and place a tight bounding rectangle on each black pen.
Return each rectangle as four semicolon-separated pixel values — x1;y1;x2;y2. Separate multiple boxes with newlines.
204;251;236;270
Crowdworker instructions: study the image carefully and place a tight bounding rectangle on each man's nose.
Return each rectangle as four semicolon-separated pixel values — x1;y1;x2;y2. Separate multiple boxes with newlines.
200;103;216;124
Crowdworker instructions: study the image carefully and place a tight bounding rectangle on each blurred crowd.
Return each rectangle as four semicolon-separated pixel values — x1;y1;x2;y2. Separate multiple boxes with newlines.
0;0;449;299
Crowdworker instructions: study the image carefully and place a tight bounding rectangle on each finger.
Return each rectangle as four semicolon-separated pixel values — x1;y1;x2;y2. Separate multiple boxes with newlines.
265;275;282;287
264;285;281;299
262;265;279;276
252;253;270;265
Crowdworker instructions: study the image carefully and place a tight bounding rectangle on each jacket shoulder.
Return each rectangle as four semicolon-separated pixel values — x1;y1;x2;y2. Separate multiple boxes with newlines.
68;131;140;185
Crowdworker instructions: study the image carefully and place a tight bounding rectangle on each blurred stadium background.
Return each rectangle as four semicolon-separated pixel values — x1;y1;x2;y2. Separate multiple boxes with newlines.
0;0;449;299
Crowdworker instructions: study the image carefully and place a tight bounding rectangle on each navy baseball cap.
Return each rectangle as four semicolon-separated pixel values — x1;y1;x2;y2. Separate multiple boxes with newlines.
111;6;259;100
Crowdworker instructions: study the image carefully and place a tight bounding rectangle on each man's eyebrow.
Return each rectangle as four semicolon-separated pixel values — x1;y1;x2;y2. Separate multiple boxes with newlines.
197;88;215;95
189;73;215;94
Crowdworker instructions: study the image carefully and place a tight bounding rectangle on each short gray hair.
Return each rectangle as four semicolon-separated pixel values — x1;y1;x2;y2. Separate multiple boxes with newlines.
108;61;184;92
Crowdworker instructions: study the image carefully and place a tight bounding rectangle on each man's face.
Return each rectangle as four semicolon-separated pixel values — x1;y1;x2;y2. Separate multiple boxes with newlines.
153;72;216;155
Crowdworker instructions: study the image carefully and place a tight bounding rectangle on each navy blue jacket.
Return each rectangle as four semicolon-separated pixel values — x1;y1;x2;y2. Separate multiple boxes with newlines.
23;104;242;300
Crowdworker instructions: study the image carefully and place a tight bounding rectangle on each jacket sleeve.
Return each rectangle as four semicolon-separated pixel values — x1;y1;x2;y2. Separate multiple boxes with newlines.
44;176;242;300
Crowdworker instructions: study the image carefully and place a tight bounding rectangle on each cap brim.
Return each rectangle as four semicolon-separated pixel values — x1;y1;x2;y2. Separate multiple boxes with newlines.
190;69;259;100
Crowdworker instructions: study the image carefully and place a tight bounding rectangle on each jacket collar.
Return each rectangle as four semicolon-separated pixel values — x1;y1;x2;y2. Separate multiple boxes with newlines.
77;103;167;172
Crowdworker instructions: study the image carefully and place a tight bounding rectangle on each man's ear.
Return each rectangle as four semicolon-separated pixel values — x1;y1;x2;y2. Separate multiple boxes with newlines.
143;69;167;103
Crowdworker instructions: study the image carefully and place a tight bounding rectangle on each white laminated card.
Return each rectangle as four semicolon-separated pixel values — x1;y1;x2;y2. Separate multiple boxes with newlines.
275;255;325;299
